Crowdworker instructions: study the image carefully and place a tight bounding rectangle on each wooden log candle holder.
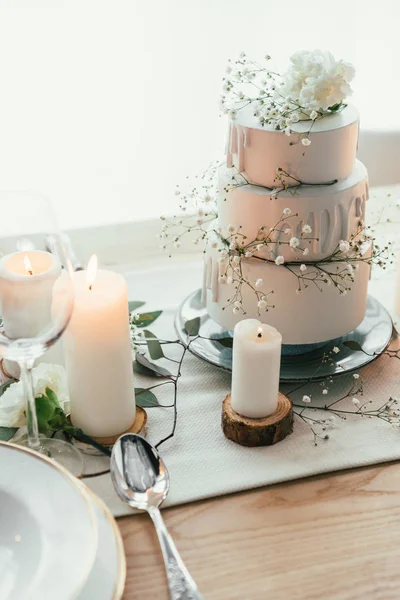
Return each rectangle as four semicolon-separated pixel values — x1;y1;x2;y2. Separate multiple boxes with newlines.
222;392;293;447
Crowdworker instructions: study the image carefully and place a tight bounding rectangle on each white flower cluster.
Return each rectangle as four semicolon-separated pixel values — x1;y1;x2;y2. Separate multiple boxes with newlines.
282;50;355;113
220;49;354;143
0;364;69;428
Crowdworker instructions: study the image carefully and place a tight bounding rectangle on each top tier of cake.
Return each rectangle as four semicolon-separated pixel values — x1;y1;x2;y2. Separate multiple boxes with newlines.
226;104;359;188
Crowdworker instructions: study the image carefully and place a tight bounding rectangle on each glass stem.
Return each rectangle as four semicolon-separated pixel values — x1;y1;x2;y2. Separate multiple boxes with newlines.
19;360;40;451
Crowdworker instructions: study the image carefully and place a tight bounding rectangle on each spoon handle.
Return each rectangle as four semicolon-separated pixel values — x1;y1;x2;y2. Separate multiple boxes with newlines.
148;506;203;600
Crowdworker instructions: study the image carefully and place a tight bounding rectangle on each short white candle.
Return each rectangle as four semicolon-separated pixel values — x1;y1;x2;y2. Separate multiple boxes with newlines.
0;250;62;339
231;319;282;419
61;256;136;438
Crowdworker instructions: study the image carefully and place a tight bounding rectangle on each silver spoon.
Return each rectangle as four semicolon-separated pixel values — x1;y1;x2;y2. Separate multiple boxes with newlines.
111;434;203;600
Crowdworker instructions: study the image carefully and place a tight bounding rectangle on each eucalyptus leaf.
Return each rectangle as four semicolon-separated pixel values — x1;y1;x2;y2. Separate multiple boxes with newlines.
214;337;233;349
135;311;162;328
184;316;200;337
135;387;160;408
343;340;364;352
0;427;17;441
143;329;164;360
135;353;173;378
128;300;146;313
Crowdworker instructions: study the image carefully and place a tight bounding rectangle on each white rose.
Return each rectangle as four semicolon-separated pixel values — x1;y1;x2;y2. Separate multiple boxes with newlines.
0;364;69;428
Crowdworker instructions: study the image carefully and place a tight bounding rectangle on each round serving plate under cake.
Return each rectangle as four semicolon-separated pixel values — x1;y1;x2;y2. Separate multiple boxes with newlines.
175;290;393;382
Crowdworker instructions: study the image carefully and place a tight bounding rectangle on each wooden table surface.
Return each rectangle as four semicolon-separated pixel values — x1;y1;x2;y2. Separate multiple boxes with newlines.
117;462;400;599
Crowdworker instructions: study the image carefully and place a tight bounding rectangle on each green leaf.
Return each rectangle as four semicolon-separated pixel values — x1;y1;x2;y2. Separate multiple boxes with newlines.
143;330;164;360
0;427;17;441
214;337;233;349
35;394;58;432
135;354;173;378
135;388;160;407
135;311;162;328
184;316;200;337
45;387;61;409
343;340;364;352
128;300;146;313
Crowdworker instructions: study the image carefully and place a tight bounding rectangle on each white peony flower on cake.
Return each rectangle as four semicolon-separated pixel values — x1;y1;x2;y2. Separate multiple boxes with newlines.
282;49;355;114
0;364;69;428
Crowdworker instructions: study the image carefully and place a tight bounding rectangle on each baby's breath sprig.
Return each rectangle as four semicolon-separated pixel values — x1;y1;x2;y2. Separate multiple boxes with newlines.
223;165;338;198
159;162;219;255
221;52;322;145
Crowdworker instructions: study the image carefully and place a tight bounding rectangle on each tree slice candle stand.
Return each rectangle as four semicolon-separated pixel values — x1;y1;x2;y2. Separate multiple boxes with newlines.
92;405;147;446
222;392;293;447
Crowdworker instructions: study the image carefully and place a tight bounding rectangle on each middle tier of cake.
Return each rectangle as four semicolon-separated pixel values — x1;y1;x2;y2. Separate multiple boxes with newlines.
218;160;368;262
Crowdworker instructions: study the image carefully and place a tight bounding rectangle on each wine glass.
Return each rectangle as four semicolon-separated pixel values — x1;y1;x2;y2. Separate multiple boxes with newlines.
0;192;83;476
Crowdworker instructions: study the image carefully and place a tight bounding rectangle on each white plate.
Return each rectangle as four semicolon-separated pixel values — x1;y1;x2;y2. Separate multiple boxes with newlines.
78;487;126;600
0;442;97;600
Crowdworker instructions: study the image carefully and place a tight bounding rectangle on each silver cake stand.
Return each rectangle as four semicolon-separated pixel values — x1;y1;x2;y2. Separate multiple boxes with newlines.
175;290;393;383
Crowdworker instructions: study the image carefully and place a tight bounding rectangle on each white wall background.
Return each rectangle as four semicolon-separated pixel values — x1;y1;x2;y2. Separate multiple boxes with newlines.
0;0;398;230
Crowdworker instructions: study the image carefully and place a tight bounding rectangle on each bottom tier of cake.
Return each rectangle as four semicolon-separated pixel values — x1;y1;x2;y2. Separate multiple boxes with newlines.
202;243;370;345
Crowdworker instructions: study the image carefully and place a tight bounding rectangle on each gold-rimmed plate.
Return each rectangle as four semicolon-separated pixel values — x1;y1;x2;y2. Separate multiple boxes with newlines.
0;441;98;600
77;486;126;600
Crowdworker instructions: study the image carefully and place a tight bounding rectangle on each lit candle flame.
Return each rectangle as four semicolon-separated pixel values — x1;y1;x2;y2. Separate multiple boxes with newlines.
86;254;98;291
257;327;263;339
24;254;33;276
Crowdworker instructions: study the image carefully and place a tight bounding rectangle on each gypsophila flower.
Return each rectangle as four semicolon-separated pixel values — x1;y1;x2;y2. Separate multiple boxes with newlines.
289;237;300;248
301;138;311;147
255;278;263;287
333;346;340;354
310;110;319;120
353;373;360;379
302;224;312;234
275;255;285;266
339;240;350;253
352;397;360;406
258;299;267;309
284;127;291;136
283;208;292;216
300;264;307;272
245;251;253;258
284;228;291;235
227;224;236;235
322;389;328;395
302;395;312;404
174;241;181;249
303;248;309;256
233;306;240;314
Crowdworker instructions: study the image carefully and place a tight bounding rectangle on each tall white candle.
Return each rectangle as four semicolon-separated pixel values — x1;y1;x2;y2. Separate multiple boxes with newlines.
61;256;136;437
231;319;282;418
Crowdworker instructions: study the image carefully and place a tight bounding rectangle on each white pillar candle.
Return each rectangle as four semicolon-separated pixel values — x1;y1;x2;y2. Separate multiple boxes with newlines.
61;256;136;438
231;319;282;419
0;250;61;339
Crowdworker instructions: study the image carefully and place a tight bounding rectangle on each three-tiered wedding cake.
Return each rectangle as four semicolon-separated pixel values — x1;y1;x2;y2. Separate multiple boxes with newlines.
202;50;371;346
